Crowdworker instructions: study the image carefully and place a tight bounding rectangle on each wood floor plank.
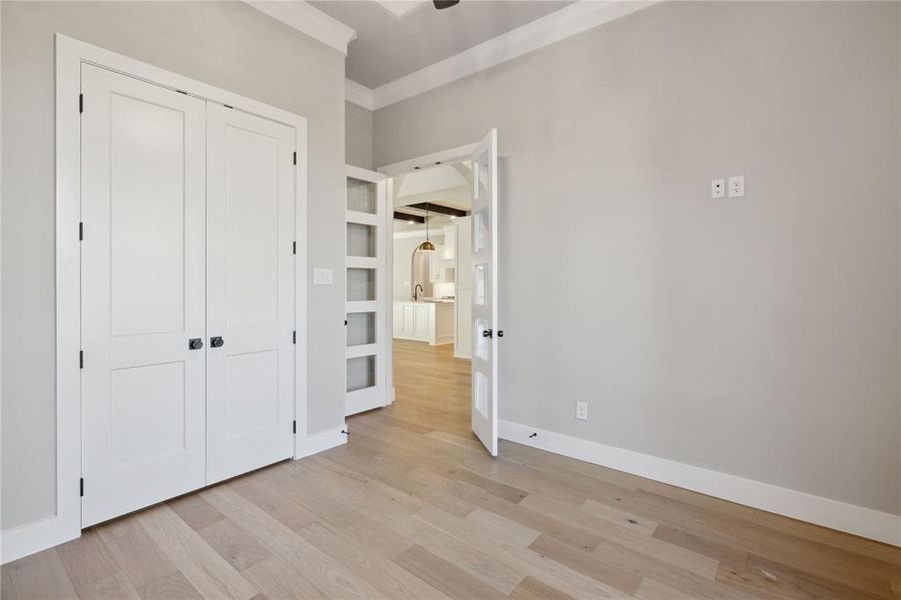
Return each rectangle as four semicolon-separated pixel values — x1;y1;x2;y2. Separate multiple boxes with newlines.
393;544;508;600
296;521;454;600
56;528;121;588
137;570;204;600
528;534;642;596
341;516;416;560
633;578;702;600
510;575;575;600
136;504;258;600
1;549;79;599
197;518;272;572
717;554;892;600
167;494;226;531
96;518;179;589
227;476;319;532
75;572;141;600
653;524;749;568
240;556;326;600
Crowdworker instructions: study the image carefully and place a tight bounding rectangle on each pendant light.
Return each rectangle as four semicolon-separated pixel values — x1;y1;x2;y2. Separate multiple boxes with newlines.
418;203;436;252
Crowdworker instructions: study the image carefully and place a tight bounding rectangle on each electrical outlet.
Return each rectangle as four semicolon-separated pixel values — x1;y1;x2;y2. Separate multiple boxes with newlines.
711;178;725;198
575;401;589;421
728;175;745;198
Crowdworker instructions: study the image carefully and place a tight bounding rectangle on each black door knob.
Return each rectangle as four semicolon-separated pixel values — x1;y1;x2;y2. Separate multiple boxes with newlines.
482;329;493;338
188;338;203;350
210;336;225;348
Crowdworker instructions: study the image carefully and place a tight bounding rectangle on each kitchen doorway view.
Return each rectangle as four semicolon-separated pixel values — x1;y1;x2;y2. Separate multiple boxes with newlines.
390;159;475;438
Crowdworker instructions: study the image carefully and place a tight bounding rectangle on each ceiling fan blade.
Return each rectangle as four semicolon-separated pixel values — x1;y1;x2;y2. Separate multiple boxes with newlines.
433;0;460;9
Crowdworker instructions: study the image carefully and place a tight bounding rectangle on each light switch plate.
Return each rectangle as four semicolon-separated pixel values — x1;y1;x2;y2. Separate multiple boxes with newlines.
711;178;725;198
728;175;745;198
313;268;333;285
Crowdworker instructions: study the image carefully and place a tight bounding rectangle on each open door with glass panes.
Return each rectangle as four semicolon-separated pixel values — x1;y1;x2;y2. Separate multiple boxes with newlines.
470;129;499;456
345;166;389;416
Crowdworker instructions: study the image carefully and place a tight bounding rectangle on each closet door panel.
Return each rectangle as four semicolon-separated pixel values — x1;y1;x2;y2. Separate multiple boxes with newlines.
206;104;295;484
81;64;207;527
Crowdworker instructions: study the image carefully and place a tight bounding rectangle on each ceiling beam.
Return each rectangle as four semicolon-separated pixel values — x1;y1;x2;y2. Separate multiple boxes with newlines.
394;211;425;223
405;202;469;218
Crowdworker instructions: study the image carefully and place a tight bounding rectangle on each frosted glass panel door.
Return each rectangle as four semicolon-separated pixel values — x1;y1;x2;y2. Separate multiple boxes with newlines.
205;103;296;485
345;166;388;416
81;64;207;526
470;130;499;457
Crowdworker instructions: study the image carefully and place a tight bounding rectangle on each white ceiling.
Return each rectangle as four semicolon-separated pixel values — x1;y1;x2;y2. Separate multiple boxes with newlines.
393;162;472;211
309;0;575;88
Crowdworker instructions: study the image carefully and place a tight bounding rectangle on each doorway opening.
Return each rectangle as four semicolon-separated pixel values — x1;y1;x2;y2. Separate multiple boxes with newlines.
377;131;499;456
390;158;475;441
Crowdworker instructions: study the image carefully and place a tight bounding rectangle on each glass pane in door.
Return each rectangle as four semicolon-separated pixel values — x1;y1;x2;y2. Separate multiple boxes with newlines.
346;311;376;346
347;177;377;213
347;355;376;392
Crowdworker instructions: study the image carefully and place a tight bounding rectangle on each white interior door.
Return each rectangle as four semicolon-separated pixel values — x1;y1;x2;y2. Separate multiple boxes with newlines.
81;64;207;526
345;167;388;416
206;104;296;484
471;129;499;456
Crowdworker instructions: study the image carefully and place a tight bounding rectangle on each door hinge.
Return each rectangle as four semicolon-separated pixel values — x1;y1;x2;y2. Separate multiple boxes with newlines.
79;350;84;369
293;151;297;165
292;241;296;255
79;222;84;241
80;478;84;497
79;94;84;114
292;420;297;434
292;330;296;344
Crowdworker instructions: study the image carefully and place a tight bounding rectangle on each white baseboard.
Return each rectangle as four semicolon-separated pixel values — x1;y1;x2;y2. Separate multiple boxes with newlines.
1;514;80;565
299;424;348;458
499;420;901;547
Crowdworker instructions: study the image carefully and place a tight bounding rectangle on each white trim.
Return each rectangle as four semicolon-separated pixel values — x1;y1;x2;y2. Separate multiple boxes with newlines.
244;1;357;55
299;425;349;458
377;143;477;176
373;0;429;19
345;79;374;111
499;420;901;547
0;33;309;565
357;0;661;110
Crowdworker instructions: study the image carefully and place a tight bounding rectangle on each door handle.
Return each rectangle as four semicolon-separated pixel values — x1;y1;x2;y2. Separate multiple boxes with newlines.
210;336;225;348
188;338;204;350
482;329;493;339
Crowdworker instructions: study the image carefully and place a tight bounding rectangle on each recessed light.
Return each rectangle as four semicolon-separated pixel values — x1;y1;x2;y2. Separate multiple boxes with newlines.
408;220;415;225
449;215;456;219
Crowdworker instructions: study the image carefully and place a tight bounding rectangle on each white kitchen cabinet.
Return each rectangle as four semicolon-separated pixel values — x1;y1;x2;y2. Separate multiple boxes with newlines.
414;303;431;339
393;301;454;346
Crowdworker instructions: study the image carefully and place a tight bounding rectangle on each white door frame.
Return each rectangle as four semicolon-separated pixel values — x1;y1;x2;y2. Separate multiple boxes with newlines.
376;141;479;419
1;34;309;565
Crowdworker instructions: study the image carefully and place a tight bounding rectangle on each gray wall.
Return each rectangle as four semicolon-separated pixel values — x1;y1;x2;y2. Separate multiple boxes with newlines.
374;1;901;515
346;101;373;170
1;1;347;530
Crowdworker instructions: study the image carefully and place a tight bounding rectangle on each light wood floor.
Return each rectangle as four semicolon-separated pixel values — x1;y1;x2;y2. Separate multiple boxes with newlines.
3;340;901;599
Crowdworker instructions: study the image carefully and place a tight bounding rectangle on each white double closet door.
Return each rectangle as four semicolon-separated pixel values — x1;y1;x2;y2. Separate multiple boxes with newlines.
81;64;296;527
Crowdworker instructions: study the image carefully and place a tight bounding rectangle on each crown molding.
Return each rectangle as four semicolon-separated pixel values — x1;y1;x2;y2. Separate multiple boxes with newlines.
246;0;357;55
345;0;661;111
345;79;374;110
